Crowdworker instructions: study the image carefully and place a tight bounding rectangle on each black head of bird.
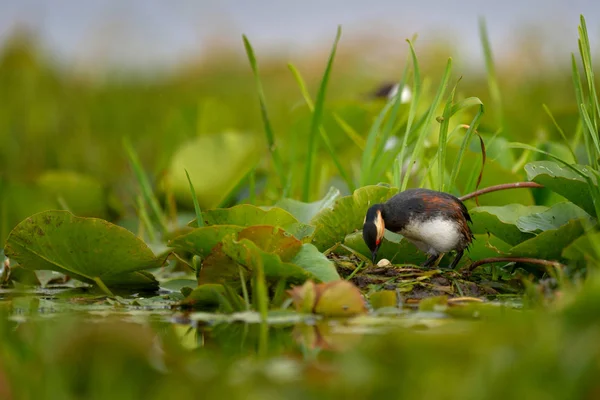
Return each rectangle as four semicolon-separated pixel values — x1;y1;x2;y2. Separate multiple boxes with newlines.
362;188;474;269
362;204;386;263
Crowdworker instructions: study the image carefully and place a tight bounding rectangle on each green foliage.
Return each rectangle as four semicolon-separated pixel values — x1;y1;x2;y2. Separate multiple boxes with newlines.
3;210;162;292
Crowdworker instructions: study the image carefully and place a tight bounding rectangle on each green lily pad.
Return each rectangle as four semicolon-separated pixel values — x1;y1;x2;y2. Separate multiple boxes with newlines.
289;243;340;282
179;283;227;310
189;204;314;240
162;131;260;210
311;185;399;251
168;225;245;257
470;204;548;246
237;225;302;261
516;202;594;233
102;271;159;292
221;236;313;285
274;186;341;224
198;242;245;289
3;211;163;288
525;160;598;217
509;219;588;260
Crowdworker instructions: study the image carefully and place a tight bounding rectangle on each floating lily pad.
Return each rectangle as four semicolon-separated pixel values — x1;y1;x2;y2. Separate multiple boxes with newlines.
470;204;547;246
162;131;260;210
102;271;159;292
168;225;245;257
275;186;341;224
189;204;314;240
288;280;367;317
4;211;163;289
198;243;243;288
525;160;598;217
179;283;227;310
311;185;398;251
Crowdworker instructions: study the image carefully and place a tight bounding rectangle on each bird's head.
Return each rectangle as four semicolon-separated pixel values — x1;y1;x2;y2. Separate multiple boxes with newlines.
363;204;385;263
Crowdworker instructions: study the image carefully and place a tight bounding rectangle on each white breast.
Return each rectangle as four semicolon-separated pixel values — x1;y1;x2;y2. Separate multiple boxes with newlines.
400;217;461;255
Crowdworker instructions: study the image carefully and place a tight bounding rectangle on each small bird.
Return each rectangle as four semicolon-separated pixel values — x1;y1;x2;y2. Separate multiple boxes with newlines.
362;188;474;269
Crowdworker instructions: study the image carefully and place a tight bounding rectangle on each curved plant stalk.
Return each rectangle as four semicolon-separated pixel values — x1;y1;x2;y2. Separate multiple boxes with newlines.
93;277;115;297
463;257;564;273
459;182;544;202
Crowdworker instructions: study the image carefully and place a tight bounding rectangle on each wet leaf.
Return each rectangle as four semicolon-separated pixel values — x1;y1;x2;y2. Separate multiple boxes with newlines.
275;186;341;224
525;160;598;217
470;204;547;246
162;131;260;210
4;211;162;287
101;271;159;292
168;225;245;258
311;185;399;251
198;243;243;288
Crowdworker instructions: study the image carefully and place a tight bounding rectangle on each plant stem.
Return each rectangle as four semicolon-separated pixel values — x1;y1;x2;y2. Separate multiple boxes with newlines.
93;277;115;297
459;182;544;202
463;257;564;273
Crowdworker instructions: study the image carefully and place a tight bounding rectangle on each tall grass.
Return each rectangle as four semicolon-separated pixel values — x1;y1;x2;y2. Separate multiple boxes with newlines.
301;26;342;202
242;35;288;195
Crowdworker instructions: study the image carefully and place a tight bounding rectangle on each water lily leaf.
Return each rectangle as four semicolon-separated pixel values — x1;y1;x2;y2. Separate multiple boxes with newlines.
516;202;594;233
509;219;588;260
168;225;245;258
221;237;313;284
162;131;260;210
237;225;302;261
470;204;547;246
179;283;227;310
369;290;399;309
290;243;340;282
313;280;367;317
562;231;600;262
198;243;243;288
189;204;314;240
102;271;159;292
311;185;399;251
36;170;108;217
3;211;163;287
275;186;341;224
525;160;598;217
159;278;198;293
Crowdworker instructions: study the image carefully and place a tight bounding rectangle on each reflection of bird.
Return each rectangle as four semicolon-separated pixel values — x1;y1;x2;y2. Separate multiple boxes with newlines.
362;188;474;269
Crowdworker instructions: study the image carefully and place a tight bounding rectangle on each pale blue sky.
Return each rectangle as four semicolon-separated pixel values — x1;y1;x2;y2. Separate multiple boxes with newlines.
0;0;598;70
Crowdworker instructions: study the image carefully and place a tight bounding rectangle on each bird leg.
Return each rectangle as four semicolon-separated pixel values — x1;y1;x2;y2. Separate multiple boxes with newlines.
448;249;464;270
422;253;441;269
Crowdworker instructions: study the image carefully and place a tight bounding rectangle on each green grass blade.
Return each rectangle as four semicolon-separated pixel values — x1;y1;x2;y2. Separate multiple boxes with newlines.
395;39;423;188
572;53;599;168
578;16;600;127
333;112;366;150
542;104;577;162
448;103;485;190
288;63;355;192
302;26;342;202
184;169;203;227
437;78;461;191
479;17;503;129
123;136;169;237
401;58;453;191
242;35;287;194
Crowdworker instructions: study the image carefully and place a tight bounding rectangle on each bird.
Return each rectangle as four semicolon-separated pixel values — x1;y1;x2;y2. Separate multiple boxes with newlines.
362;188;474;269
